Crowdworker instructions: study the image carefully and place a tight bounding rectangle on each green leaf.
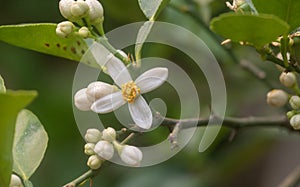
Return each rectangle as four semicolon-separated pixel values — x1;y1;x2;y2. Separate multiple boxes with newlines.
252;0;300;32
138;0;170;20
210;13;290;48
0;90;37;187
135;21;154;62
13;109;48;180
0;75;5;93
0;23;88;63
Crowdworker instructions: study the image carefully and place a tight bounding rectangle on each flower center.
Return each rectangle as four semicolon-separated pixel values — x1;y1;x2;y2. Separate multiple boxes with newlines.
121;81;140;103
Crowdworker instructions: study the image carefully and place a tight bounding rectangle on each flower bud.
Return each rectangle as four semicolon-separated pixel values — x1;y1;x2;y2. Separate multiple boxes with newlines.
279;72;296;88
74;88;93;111
102;127;116;142
94;140;114;160
70;0;89;18
266;89;288;107
87;155;102;170
78;27;90;38
59;0;75;20
56;21;75;38
86;81;114;102
287;111;296;119
84;143;95;155
290;114;300;130
86;0;104;24
85;128;102;143
289;95;300;109
119;145;142;167
10;174;23;187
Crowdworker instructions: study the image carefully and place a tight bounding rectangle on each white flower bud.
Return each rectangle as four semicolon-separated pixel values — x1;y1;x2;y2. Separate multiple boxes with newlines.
85;128;102;143
86;81;114;103
290;114;300;130
94;140;114;160
102;127;116;142
279;72;296;88
86;0;104;24
70;0;89;18
74;88;93;111
10;174;23;187
266;89;288;107
290;95;300;109
84;143;95;155
59;0;75;20
56;21;75;38
87;155;102;170
78;27;90;38
119;145;142;167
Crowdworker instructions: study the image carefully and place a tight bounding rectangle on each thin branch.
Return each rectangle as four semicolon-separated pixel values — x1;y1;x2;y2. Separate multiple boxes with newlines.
63;169;101;187
157;114;292;131
278;164;300;187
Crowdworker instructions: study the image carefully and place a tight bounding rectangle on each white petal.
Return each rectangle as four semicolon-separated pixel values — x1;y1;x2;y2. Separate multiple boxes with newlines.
91;91;125;113
135;67;168;93
106;54;132;86
128;96;152;129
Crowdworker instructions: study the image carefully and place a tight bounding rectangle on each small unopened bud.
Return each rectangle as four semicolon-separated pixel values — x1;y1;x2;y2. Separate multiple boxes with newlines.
70;0;89;18
78;27;90;38
84;143;95;155
266;89;288;107
56;21;75;38
74;88;93;111
86;81;114;102
287;111;296;119
280;72;296;88
119;145;143;167
10;174;23;187
59;0;75;20
290;114;300;130
102;127;116;142
290;95;300;109
94;140;114;160
87;155;102;170
85;128;102;143
86;0;104;24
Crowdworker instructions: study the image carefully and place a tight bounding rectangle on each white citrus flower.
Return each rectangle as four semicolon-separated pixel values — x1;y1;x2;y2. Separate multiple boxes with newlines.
94;140;114;160
279;72;296;88
85;128;102;143
102;127;116;142
266;89;288;107
119;145;143;167
290;114;300;130
86;81;116;103
91;54;168;129
86;0;104;24
74;88;93;111
56;21;74;38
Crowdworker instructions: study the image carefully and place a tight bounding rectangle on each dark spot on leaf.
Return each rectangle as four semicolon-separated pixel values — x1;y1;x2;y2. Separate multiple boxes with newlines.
81;50;85;54
71;47;76;54
45;43;50;47
63;46;67;51
87;61;91;64
77;41;81;46
56;43;61;48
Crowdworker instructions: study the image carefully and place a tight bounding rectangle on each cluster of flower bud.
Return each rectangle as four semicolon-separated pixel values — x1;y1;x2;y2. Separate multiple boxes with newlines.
84;127;143;168
74;81;116;111
9;174;23;187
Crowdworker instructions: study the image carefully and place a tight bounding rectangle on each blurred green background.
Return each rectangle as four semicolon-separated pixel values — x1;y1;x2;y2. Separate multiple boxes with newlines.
1;0;300;186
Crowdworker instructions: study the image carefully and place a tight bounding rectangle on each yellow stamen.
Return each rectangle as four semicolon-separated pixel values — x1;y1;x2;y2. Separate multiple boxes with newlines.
121;81;140;103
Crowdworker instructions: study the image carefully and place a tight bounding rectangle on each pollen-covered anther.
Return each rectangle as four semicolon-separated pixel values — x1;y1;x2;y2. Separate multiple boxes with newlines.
121;81;140;103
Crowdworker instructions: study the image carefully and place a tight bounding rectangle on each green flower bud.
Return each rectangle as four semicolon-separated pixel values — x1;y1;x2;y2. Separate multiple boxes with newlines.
85;128;102;143
266;89;288;107
56;21;75;38
87;155;102;170
289;95;300;109
74;88;93;111
84;143;95;155
86;0;104;24
279;72;296;88
102;127;116;142
287;111;296;119
94;140;114;160
10;174;23;187
290;114;300;130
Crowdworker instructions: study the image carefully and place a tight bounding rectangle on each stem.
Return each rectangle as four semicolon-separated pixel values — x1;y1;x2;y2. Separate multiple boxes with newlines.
63;169;100;187
121;133;135;144
278;164;300;187
158;114;292;131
